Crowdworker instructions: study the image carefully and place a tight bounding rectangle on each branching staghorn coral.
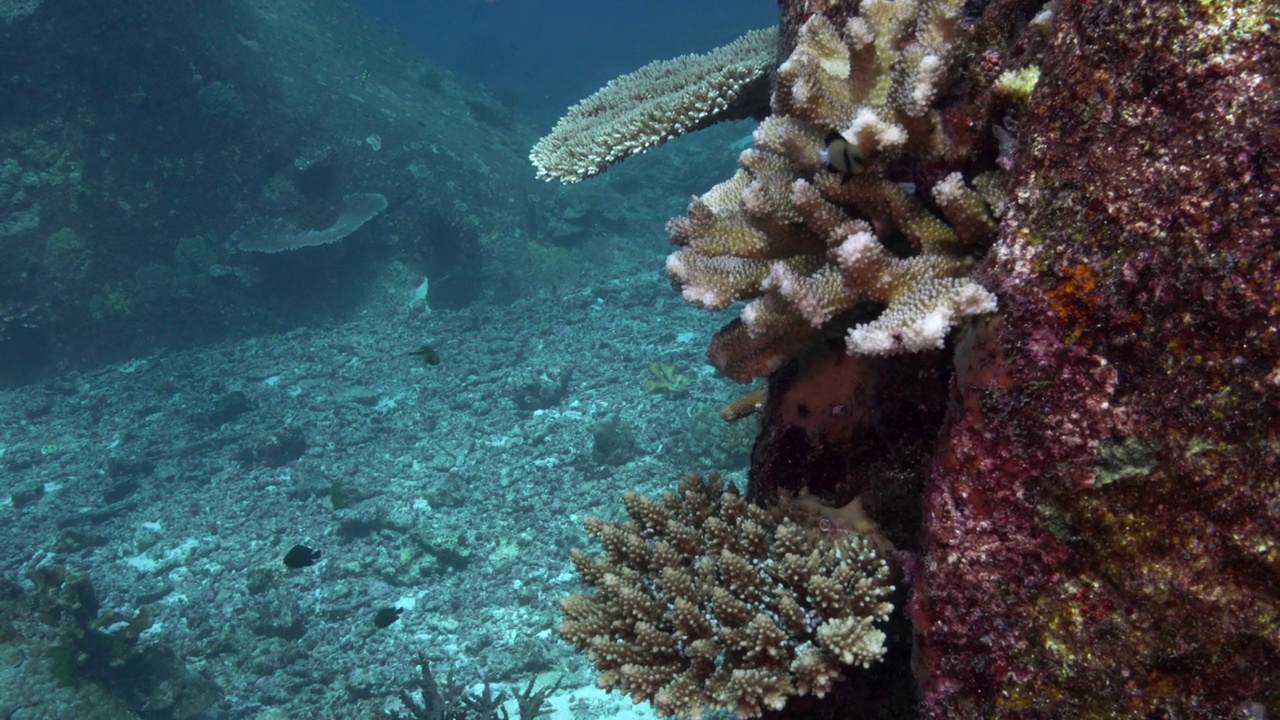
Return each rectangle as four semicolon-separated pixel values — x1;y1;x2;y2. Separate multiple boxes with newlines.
530;28;777;184
667;2;1022;382
560;473;893;719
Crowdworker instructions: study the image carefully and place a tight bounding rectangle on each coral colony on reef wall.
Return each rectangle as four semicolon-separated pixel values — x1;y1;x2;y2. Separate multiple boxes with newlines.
534;0;1279;716
560;473;893;719
665;0;1016;383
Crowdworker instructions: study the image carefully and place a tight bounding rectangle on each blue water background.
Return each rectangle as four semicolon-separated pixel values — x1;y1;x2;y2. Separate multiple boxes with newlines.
349;0;778;125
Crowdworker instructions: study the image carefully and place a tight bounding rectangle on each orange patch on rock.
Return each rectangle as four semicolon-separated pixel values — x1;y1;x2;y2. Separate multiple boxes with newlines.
1046;263;1097;342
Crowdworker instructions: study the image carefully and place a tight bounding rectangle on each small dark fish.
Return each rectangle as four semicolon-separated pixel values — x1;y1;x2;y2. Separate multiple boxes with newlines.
817;133;862;175
409;345;440;366
359;69;371;89
373;607;403;628
283;544;321;569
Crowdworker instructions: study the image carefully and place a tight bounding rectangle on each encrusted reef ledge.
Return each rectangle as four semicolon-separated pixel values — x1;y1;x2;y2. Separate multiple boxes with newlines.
729;0;1277;716
537;0;1279;716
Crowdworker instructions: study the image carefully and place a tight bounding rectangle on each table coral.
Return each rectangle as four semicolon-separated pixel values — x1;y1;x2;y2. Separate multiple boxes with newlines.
530;28;777;184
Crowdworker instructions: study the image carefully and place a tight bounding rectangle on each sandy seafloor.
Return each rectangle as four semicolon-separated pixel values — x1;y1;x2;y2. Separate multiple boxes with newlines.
0;261;756;719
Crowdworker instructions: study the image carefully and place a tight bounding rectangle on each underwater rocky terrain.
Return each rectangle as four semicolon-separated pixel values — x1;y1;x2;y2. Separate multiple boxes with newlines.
0;0;758;718
1;0;1277;718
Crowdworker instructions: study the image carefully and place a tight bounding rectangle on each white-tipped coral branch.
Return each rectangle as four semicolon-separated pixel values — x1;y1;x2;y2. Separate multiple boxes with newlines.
530;28;777;183
561;473;893;719
667;3;1006;381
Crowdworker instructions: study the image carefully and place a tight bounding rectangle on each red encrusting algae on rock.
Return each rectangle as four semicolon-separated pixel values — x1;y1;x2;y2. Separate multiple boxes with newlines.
911;0;1280;715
